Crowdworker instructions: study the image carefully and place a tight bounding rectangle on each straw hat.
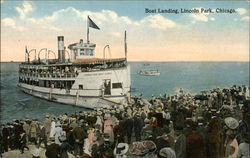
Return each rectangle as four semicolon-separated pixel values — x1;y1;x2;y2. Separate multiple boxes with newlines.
155;107;163;113
115;143;129;156
116;109;120;113
224;117;239;130
31;148;40;157
87;128;95;134
159;147;176;158
119;105;125;111
55;122;61;127
97;111;102;116
129;140;156;156
210;109;217;112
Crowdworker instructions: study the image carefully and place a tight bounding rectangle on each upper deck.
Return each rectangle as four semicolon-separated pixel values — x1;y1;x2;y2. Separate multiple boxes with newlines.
19;58;127;80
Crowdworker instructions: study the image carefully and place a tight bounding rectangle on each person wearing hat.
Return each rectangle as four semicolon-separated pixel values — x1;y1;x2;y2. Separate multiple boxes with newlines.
30;120;39;145
129;140;157;157
162;109;171;125
73;124;87;157
43;115;52;139
49;118;56;139
95;115;103;131
13;120;23;149
87;128;96;149
69;117;78;130
111;114;119;127
45;143;60;158
19;131;29;154
59;135;72;158
103;126;114;144
237;100;250;144
174;126;186;158
115;109;123;120
155;126;175;153
8;123;16;150
54;121;64;145
113;120;125;144
37;124;48;149
31;147;40;158
23;119;30;146
123;113;134;144
153;107;164;128
186;121;205;158
171;108;185;131
133;112;144;141
237;133;250;158
95;133;114;158
2;124;10;152
223;117;239;158
114;143;129;158
207;115;222;158
158;147;176;158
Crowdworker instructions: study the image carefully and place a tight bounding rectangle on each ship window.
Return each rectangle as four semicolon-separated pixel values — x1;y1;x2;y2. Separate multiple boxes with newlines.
86;49;93;56
80;49;85;55
79;84;83;90
112;82;122;89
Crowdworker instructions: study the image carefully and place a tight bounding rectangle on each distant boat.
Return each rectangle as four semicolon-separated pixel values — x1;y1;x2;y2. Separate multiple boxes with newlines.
138;69;160;76
143;63;150;66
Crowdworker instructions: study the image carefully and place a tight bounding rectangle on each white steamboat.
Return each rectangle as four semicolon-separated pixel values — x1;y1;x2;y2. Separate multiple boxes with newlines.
18;17;131;109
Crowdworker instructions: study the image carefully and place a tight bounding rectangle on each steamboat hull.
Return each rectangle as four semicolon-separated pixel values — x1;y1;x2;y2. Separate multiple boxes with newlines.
18;65;131;109
18;83;126;108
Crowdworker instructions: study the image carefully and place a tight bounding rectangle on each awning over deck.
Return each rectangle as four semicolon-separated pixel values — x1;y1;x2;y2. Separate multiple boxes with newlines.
73;58;126;65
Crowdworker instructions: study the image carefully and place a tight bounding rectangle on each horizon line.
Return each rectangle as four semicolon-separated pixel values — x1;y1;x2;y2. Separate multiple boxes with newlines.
0;60;249;63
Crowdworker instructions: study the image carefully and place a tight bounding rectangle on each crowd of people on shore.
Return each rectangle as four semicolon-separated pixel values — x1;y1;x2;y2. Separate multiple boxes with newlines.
0;85;249;158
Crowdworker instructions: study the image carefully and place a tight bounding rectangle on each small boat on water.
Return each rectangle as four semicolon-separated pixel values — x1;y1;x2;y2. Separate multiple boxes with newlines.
143;63;150;66
138;69;160;76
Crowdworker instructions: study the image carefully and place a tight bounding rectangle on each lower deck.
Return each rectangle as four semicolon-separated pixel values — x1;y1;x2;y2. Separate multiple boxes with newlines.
18;83;128;108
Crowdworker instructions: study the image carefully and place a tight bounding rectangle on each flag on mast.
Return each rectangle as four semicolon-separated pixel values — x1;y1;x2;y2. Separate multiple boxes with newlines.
88;16;100;30
87;16;100;43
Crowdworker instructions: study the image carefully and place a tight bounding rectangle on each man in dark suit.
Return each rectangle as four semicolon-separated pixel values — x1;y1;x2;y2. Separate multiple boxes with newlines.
37;124;47;149
186;121;205;158
73;124;87;156
134;113;144;141
45;143;60;158
123;113;134;144
2;124;9;152
19;132;29;154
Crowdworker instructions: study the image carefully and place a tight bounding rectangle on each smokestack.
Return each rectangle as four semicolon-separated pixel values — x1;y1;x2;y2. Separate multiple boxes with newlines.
57;36;65;62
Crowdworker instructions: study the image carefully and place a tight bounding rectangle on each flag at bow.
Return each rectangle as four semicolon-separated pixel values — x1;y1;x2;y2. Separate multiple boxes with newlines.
88;16;100;30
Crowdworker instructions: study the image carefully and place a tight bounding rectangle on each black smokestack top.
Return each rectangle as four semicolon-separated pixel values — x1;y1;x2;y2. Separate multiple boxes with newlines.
57;36;65;63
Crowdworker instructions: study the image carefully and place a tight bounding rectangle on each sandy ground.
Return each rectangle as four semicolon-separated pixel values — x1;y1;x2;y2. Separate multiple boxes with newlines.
1;144;75;158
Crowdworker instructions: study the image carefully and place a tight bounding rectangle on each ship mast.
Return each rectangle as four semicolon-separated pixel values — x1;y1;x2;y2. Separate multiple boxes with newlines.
87;18;89;43
125;31;127;63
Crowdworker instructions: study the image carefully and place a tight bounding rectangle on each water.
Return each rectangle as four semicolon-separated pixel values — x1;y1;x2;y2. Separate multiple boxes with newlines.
0;62;249;123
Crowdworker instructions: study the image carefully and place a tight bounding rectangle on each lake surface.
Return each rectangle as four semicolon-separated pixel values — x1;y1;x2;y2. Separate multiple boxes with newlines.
0;61;249;123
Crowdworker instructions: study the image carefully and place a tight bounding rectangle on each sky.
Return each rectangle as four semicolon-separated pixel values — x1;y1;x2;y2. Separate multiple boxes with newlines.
1;0;249;61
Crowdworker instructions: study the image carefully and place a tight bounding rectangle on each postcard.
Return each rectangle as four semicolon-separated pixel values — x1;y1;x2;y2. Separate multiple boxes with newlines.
0;0;249;158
